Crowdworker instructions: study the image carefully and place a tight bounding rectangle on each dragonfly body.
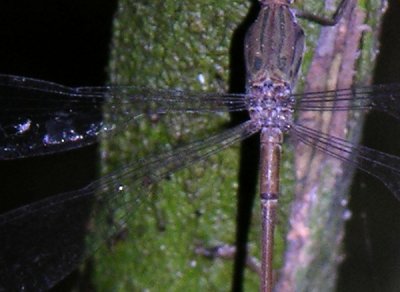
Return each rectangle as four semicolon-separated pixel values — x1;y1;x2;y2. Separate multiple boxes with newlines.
244;1;304;290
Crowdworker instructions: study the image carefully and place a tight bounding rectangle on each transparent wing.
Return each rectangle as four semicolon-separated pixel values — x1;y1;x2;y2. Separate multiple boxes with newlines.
293;84;400;198
295;83;400;120
0;120;258;291
0;74;247;160
293;124;400;201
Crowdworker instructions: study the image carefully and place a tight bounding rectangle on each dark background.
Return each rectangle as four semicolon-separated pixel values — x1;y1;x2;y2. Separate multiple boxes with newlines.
0;0;399;291
0;1;117;291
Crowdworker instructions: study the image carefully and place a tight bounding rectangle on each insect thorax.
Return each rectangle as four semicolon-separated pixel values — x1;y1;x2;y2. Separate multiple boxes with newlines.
246;81;294;132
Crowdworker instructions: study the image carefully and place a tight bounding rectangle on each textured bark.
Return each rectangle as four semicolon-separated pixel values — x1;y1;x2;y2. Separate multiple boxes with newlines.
276;1;388;291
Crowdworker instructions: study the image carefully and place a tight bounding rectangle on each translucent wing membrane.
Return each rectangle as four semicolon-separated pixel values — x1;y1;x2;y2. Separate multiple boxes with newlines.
0;75;104;159
0;120;258;291
295;83;400;120
293;124;400;200
0;74;247;159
